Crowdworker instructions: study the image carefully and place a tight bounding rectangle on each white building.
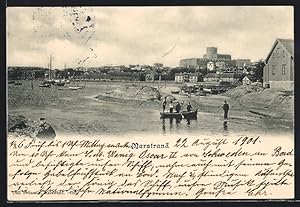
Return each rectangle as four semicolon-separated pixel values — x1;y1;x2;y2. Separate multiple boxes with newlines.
242;76;252;85
175;73;184;82
207;62;215;71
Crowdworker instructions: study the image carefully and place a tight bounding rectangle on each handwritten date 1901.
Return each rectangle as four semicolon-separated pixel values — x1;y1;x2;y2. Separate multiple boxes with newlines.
232;136;260;146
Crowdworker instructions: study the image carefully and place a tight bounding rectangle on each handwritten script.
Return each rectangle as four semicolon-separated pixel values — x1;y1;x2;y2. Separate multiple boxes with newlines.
7;135;294;200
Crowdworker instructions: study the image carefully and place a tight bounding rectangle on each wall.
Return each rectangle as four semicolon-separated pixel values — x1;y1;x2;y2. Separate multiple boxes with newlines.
175;76;183;82
269;81;294;90
264;42;292;82
179;58;198;67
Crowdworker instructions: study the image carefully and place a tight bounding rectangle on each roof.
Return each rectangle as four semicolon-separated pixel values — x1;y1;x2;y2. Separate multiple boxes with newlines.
278;39;294;55
265;39;294;63
204;73;218;78
219;73;235;78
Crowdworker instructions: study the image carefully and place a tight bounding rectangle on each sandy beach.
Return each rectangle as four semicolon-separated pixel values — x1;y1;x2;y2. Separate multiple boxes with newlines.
8;80;294;137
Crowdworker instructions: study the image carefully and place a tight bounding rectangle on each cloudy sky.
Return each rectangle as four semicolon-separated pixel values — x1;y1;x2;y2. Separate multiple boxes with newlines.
7;6;293;68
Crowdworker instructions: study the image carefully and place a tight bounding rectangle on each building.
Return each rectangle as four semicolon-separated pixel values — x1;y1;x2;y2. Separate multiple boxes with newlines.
175;73;184;82
145;71;154;81
203;73;218;82
205;47;217;59
219;73;238;83
203;47;231;60
215;61;226;70
207;62;215;71
179;58;198;68
263;39;294;89
189;73;198;83
175;72;198;82
236;59;251;68
242;76;252;85
203;72;238;83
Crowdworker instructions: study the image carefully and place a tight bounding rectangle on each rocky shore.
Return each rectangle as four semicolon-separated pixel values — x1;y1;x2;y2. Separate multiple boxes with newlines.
8;114;56;139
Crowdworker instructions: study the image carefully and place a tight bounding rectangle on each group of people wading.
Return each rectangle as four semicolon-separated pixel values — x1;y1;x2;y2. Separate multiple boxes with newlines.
162;97;230;120
162;97;193;113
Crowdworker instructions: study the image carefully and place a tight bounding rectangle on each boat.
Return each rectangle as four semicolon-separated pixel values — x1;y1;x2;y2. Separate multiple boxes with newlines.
160;110;198;120
182;110;198;119
14;81;22;85
171;90;180;94
39;83;51;88
69;86;83;90
160;112;183;119
56;82;65;86
197;91;207;96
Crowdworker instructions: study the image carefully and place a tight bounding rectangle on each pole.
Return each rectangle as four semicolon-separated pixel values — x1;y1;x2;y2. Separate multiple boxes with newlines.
49;54;52;80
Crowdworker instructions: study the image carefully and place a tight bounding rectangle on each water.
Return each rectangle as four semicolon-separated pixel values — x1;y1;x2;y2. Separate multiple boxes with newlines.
8;81;293;137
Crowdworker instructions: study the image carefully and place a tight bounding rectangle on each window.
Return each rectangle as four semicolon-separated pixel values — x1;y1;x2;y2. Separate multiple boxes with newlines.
272;65;276;75
283;50;285;58
276;48;280;58
282;64;286;75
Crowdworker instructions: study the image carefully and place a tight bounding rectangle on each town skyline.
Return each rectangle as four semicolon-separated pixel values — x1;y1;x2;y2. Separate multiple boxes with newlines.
7;6;293;69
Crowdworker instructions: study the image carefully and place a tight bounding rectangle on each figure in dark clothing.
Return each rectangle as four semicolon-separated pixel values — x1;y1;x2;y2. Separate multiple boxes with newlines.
175;102;181;113
187;102;192;112
169;101;174;113
223;101;229;119
162;97;167;112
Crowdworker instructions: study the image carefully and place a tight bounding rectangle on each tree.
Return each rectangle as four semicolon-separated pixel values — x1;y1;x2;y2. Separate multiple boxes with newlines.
253;59;265;83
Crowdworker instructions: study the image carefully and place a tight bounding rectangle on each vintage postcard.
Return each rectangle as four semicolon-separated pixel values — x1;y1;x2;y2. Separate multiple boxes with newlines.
7;6;294;201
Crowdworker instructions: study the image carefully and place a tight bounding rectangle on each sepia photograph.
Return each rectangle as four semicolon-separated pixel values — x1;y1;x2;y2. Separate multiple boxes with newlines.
6;6;295;201
7;6;294;138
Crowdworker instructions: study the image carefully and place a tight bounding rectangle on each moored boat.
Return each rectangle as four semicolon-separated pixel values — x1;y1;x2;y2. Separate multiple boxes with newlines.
171;90;180;94
69;86;83;90
56;82;65;86
182;110;198;119
39;83;51;88
14;81;22;85
160;112;183;119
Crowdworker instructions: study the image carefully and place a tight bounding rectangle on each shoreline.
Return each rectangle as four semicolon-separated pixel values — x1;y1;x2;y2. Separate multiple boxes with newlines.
8;81;294;135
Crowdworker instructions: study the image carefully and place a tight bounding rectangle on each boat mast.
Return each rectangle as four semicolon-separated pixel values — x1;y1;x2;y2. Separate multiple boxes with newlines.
49;54;52;80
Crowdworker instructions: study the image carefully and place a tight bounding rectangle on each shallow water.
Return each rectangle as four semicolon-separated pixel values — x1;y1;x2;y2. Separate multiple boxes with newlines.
8;81;293;137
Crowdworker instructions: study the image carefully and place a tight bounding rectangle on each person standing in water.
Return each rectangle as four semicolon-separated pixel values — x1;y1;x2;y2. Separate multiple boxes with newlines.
162;97;167;112
223;101;229;120
169;101;174;113
175;102;181;113
187;102;192;112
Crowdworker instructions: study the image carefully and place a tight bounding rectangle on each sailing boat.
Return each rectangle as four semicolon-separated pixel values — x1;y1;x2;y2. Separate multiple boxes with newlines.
68;66;86;90
39;54;52;88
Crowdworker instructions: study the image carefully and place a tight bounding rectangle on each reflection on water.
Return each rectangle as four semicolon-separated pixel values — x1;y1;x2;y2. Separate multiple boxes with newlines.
162;119;166;134
187;119;191;126
162;117;198;134
169;118;173;132
223;121;228;131
223;121;229;136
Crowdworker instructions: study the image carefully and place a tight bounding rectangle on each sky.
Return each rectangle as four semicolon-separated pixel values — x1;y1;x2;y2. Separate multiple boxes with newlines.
7;6;294;69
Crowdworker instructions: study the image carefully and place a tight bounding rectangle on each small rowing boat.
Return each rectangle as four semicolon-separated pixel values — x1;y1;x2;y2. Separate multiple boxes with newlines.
14;81;22;85
39;83;51;88
160;110;198;120
160;112;183;119
69;86;83;90
171;90;180;94
56;82;65;86
182;110;198;119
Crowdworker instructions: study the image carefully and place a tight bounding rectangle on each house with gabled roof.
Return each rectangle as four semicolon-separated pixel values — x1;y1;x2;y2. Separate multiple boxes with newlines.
263;38;294;89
